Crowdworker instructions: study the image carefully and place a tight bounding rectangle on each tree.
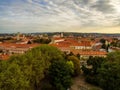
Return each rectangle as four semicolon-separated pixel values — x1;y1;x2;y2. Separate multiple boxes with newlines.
66;60;74;75
101;43;107;49
31;45;64;62
24;45;64;89
98;62;120;90
100;38;106;44
49;60;73;90
97;51;120;90
82;51;120;90
68;52;74;56
87;56;106;74
0;60;29;90
82;56;106;85
33;38;51;44
0;45;65;90
76;53;80;59
100;39;108;50
67;56;81;76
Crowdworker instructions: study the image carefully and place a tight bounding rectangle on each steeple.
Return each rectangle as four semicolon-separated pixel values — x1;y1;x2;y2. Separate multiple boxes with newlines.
61;32;63;37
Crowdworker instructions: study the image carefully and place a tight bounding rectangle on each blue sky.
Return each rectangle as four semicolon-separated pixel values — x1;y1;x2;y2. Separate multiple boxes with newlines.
0;0;120;33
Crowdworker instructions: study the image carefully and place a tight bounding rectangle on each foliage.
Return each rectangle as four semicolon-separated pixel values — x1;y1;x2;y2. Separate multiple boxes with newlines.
82;56;105;85
66;60;74;75
82;52;120;90
67;56;81;76
40;80;53;90
97;51;120;90
33;38;51;44
68;52;74;56
110;40;120;48
100;38;106;44
0;45;67;90
86;56;106;74
100;38;109;51
76;53;80;59
49;60;73;90
0;37;12;42
0;60;29;90
98;62;120;90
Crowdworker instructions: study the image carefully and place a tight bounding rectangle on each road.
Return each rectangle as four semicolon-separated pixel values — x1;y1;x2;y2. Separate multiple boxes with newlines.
70;74;102;90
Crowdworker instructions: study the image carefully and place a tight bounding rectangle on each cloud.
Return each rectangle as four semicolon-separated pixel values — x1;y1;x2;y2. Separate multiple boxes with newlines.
0;0;120;33
91;0;115;13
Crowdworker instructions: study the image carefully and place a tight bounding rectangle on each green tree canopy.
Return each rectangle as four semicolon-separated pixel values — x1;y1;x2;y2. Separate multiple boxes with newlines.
0;45;66;90
67;56;81;76
49;60;73;90
97;51;120;90
82;52;120;90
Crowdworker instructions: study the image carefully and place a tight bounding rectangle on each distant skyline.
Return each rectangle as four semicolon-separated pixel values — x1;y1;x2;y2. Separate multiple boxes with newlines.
0;0;120;33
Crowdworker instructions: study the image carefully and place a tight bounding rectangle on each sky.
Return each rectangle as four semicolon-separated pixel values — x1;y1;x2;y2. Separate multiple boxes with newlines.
0;0;120;33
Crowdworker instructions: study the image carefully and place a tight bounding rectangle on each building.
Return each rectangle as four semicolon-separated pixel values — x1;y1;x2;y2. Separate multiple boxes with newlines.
51;37;65;43
0;43;40;55
72;50;107;59
71;41;92;50
0;54;9;60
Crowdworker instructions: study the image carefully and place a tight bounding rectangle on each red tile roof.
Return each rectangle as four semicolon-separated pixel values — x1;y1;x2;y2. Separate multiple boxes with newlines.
51;38;92;47
0;54;9;60
53;37;64;40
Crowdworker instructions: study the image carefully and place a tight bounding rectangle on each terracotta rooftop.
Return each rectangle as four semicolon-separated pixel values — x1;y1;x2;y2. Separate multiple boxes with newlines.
51;39;92;47
0;54;9;60
53;37;64;40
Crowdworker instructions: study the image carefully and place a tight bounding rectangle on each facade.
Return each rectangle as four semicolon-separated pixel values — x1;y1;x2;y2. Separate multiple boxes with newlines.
0;43;40;55
52;37;65;43
73;50;107;59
